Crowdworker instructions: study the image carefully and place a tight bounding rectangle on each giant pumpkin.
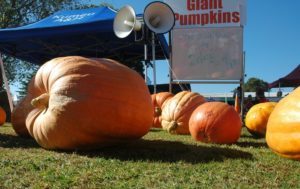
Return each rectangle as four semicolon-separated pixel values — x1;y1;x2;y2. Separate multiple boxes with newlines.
0;106;6;126
161;91;206;134
266;87;300;160
151;92;173;128
189;102;242;144
24;56;153;150
245;102;277;137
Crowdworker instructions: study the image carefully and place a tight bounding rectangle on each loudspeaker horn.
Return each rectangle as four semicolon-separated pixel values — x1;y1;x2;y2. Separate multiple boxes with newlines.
144;2;175;34
113;5;142;38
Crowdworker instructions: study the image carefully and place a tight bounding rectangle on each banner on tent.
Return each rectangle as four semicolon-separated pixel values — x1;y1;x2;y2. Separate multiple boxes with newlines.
164;0;247;28
171;27;243;81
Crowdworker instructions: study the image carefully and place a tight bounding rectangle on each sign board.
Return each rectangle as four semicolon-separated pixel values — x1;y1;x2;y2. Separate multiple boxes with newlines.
164;0;247;28
171;27;243;81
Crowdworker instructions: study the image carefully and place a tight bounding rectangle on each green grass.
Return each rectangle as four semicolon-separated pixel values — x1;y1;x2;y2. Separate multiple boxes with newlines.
0;123;299;189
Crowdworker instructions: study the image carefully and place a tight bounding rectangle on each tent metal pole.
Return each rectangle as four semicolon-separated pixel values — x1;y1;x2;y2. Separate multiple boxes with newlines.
152;32;157;94
0;53;14;112
144;44;148;83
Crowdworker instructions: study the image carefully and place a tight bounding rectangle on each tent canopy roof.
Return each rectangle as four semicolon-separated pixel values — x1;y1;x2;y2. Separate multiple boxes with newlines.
0;7;169;65
269;64;300;88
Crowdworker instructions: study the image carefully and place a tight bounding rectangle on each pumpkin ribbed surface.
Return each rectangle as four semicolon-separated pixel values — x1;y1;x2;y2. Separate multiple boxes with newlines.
266;87;300;160
245;102;277;137
151;92;173;128
161;91;206;134
189;102;242;144
0;106;6;126
23;56;153;150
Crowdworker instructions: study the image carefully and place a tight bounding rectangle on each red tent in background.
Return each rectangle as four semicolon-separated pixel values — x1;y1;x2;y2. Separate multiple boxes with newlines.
269;64;300;88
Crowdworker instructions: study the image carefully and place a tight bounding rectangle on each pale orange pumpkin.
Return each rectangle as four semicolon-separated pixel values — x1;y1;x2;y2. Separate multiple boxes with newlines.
266;87;300;160
0;106;6;126
23;56;153;150
189;102;242;144
11;76;36;137
151;92;174;128
245;102;277;137
161;91;206;134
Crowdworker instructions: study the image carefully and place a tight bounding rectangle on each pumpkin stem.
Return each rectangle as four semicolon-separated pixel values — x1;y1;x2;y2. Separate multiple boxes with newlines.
167;121;178;134
31;93;50;109
154;107;162;116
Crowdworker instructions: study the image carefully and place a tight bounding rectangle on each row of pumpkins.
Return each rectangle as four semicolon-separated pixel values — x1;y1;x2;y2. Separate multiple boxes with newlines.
0;56;299;161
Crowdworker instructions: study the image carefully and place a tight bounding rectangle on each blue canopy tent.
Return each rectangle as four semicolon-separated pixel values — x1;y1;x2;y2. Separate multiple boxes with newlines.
0;6;169;65
0;6;170;113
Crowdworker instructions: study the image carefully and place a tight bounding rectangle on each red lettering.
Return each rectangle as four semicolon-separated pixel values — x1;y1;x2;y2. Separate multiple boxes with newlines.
222;12;231;23
201;0;208;10
188;14;201;25
209;11;217;24
187;0;195;11
232;12;240;23
201;14;209;25
175;13;179;21
180;15;188;25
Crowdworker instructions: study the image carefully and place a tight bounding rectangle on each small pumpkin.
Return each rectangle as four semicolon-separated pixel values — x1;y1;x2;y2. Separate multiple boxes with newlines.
189;102;242;144
266;87;300;160
151;92;174;128
161;91;206;134
0;106;6;126
245;102;277;137
24;56;153;150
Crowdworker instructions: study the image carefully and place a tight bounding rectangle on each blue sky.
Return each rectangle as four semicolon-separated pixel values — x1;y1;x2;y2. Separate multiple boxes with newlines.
89;0;300;94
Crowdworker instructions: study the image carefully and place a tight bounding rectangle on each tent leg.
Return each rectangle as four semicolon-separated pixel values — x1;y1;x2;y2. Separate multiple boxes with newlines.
151;32;157;94
0;53;14;112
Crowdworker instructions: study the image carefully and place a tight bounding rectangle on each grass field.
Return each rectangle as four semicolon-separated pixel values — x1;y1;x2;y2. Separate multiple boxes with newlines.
0;123;299;189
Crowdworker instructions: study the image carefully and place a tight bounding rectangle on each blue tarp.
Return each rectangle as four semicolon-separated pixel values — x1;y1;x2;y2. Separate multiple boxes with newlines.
0;7;169;65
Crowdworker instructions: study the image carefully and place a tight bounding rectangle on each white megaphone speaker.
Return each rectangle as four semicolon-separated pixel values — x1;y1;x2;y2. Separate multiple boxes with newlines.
144;2;175;34
113;5;142;38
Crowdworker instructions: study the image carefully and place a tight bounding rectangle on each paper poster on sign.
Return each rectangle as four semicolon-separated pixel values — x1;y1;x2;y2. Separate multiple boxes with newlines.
171;27;243;81
164;0;247;28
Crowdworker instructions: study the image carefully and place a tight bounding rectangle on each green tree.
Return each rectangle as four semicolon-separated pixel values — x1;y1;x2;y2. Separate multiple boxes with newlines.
243;77;269;92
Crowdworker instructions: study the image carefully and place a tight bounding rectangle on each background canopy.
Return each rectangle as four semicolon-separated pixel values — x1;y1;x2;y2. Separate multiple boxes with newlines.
269;64;300;88
0;7;169;65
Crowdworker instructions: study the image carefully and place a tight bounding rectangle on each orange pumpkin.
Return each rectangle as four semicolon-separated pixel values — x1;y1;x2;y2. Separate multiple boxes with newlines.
151;92;174;128
189;102;242;144
245;102;277;137
24;56;153;150
11;76;36;137
0;106;6;125
266;87;300;160
161;91;206;134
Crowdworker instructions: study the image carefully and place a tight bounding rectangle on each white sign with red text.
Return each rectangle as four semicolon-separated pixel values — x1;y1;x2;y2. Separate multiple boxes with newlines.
164;0;246;28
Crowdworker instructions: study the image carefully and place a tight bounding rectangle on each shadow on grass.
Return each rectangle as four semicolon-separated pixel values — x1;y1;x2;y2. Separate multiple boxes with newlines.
0;133;39;148
235;141;268;148
76;139;254;164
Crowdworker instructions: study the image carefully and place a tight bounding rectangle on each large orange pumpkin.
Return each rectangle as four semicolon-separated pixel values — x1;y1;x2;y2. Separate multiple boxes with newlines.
11;76;36;137
0;106;6;126
266;87;300;160
161;91;206;134
23;56;153;150
151;92;174;128
245;102;277;137
189;102;242;144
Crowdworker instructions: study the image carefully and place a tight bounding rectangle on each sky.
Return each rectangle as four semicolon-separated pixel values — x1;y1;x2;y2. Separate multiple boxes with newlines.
87;0;300;94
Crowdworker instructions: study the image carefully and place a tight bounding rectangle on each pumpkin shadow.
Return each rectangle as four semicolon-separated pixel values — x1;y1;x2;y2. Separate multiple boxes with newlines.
76;139;253;164
0;133;39;148
235;141;268;148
